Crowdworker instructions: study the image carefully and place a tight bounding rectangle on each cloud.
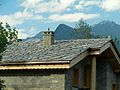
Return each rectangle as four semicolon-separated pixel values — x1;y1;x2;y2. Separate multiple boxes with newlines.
20;0;41;8
82;1;100;7
74;0;120;12
49;13;100;22
0;9;43;26
0;12;32;25
20;0;75;13
74;0;100;11
18;26;39;39
18;29;29;39
73;0;120;12
28;26;39;36
101;0;120;12
17;26;38;39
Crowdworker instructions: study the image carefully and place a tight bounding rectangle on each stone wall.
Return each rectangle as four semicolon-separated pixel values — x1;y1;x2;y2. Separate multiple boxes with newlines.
118;74;120;90
0;60;119;90
65;57;119;90
96;60;107;90
65;61;83;90
0;69;65;90
96;59;118;90
65;57;91;90
106;62;117;90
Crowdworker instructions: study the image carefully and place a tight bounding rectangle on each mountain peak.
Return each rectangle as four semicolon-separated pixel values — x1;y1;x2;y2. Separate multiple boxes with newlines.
58;24;66;26
57;24;71;28
99;20;116;25
56;24;73;31
54;24;74;40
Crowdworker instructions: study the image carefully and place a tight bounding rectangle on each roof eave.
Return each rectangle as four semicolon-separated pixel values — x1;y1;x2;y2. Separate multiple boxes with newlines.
0;60;70;66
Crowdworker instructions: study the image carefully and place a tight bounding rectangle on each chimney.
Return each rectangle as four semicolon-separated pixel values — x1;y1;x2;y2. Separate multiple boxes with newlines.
43;28;54;47
108;35;112;39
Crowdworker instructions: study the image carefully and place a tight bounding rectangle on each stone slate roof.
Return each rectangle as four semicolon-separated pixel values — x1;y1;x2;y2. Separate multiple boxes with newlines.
1;39;110;63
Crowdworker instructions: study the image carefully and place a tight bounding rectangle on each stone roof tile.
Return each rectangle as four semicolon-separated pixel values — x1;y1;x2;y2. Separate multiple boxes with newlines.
1;39;110;62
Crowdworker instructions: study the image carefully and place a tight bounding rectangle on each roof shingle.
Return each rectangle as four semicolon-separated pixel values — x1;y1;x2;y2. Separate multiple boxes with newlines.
1;39;110;62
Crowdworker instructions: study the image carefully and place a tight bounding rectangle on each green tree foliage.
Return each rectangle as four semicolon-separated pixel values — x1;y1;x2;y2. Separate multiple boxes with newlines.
0;79;6;90
112;37;120;52
0;22;18;53
113;37;119;47
72;19;92;39
0;22;18;89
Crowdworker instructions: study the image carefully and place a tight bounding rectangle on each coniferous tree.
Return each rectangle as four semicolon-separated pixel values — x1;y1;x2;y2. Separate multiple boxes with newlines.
72;19;92;39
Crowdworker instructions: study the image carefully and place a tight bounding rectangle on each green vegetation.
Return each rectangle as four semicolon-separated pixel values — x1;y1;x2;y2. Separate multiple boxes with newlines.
73;19;120;52
0;79;6;90
0;22;18;53
72;19;92;39
0;22;18;89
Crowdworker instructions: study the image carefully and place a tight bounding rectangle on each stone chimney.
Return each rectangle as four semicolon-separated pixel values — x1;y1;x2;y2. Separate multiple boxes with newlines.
108;35;112;39
43;28;54;47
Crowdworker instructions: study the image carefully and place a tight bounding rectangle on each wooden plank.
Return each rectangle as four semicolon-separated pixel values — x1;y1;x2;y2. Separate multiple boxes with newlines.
110;43;120;64
70;50;89;68
99;42;110;54
91;56;96;90
89;50;100;55
0;64;70;70
114;69;120;73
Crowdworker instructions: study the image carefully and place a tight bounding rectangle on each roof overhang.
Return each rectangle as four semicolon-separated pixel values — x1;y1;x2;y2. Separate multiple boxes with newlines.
70;41;120;70
89;41;120;65
0;61;70;70
0;63;70;70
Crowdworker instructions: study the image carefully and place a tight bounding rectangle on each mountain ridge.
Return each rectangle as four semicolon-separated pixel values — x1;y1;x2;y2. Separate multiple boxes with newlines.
23;20;120;44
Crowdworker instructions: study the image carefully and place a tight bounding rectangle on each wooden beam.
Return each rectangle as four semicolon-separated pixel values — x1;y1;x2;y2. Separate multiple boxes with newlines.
0;60;70;65
89;50;100;55
70;50;89;68
91;56;96;90
114;69;120;73
110;43;120;64
0;63;70;70
88;48;100;55
99;42;110;54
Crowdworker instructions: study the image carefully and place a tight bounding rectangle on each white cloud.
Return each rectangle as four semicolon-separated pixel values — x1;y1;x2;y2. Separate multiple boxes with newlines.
20;0;75;13
0;12;32;25
75;5;84;10
74;0;100;11
18;26;39;39
74;0;120;12
83;1;100;7
0;10;43;26
49;13;100;22
17;26;38;39
18;29;29;39
101;0;120;12
29;26;39;36
20;0;42;8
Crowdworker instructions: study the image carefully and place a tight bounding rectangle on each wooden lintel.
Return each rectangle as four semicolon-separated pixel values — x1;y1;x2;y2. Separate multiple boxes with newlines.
0;63;70;70
89;51;100;55
88;48;100;55
114;69;120;73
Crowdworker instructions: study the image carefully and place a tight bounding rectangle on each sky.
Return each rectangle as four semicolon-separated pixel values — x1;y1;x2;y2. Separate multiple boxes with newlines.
0;0;120;39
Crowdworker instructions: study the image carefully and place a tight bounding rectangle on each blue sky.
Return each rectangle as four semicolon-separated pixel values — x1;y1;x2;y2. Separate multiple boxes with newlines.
0;0;120;39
